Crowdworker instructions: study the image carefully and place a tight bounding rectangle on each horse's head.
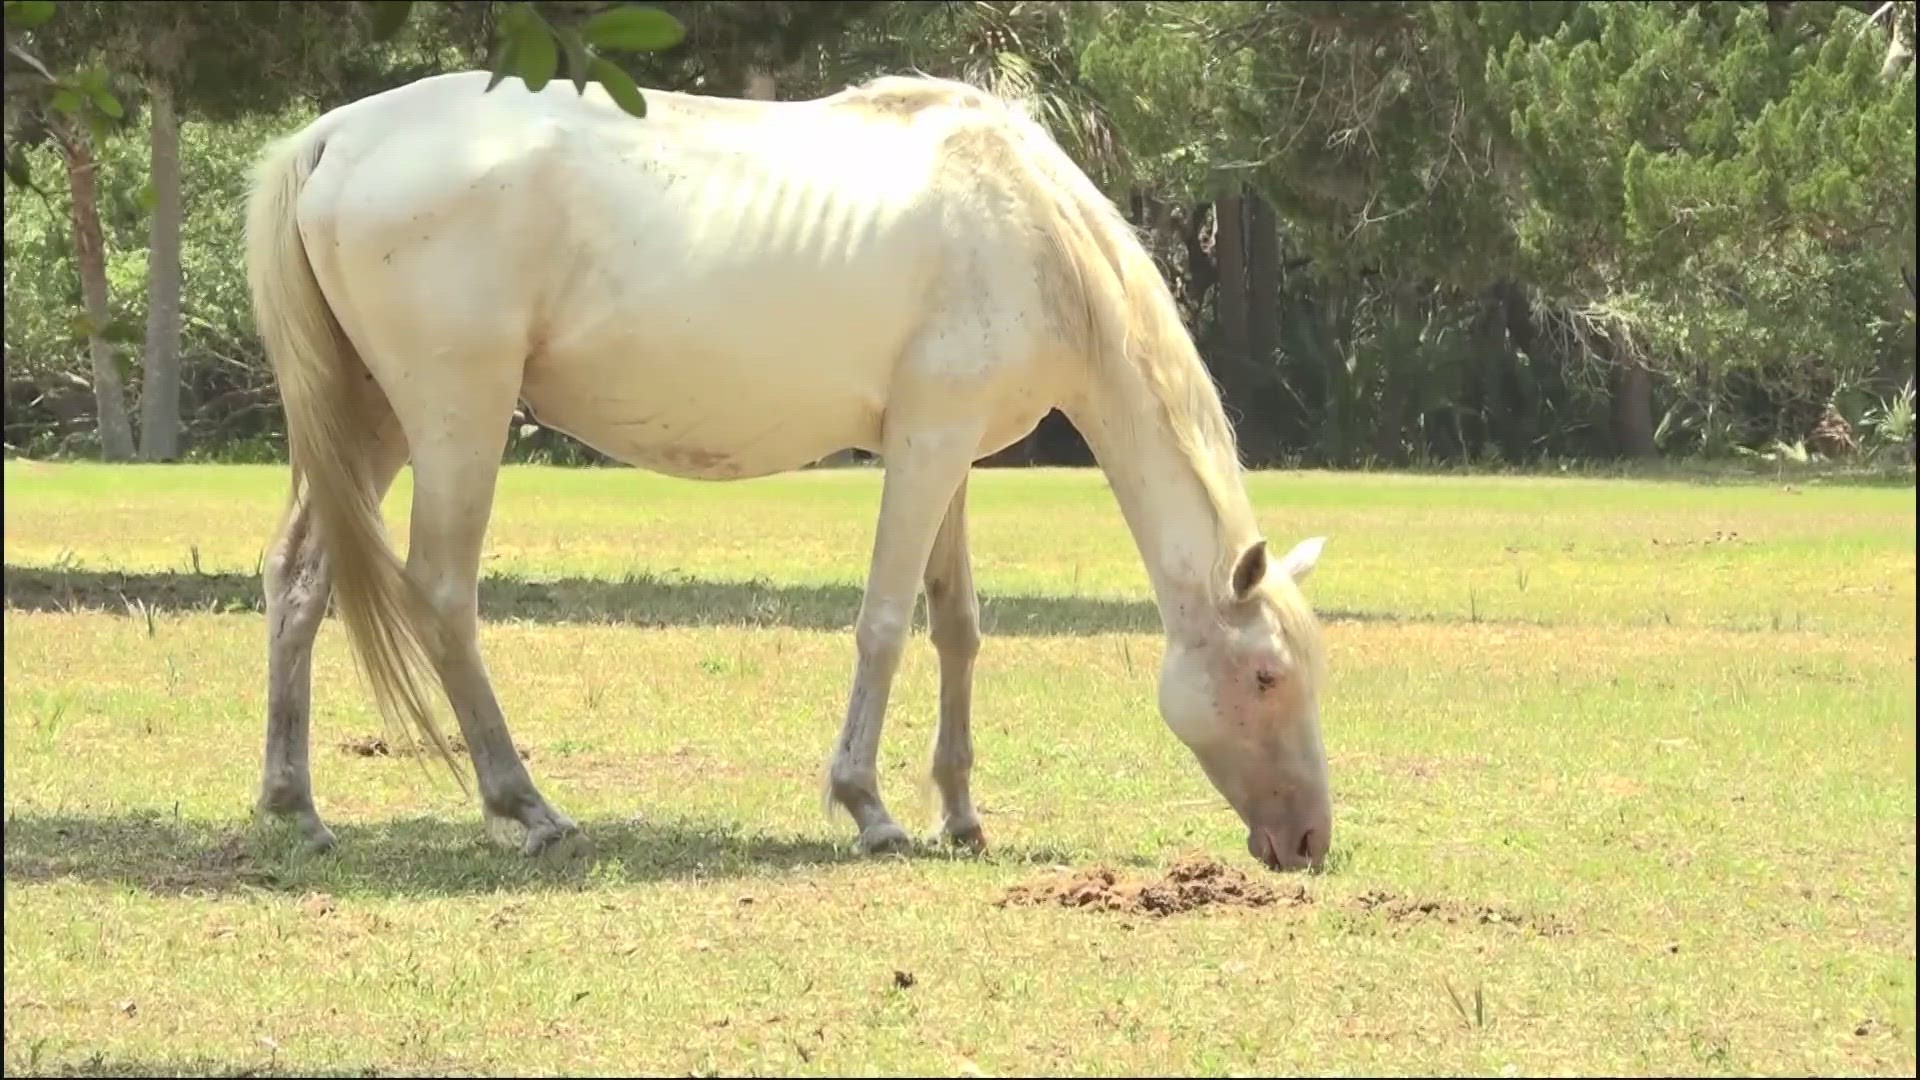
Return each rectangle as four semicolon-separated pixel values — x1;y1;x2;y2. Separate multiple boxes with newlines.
1158;535;1331;872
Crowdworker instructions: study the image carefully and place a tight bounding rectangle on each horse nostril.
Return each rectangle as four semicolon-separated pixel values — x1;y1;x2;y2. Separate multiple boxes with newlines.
1248;829;1280;868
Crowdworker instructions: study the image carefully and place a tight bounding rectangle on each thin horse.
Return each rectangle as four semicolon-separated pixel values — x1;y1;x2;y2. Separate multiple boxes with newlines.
245;71;1333;870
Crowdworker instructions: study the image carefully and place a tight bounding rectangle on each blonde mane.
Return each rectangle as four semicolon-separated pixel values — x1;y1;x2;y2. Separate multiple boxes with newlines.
843;76;1250;544
1065;184;1327;681
955;100;1251;548
938;87;1324;681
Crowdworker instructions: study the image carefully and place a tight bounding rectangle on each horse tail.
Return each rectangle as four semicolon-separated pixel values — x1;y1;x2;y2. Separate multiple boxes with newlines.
245;130;465;789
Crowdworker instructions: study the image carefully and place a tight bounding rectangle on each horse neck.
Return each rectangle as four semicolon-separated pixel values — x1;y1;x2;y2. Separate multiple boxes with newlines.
1067;372;1257;639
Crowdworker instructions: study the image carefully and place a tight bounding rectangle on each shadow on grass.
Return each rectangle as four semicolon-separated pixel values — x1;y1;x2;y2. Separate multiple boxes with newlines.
2;809;1102;899
4;564;1166;636
3;1054;413;1078
2;564;1483;633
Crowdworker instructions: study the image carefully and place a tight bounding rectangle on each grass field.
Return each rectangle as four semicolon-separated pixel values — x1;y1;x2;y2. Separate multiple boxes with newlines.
4;459;1915;1076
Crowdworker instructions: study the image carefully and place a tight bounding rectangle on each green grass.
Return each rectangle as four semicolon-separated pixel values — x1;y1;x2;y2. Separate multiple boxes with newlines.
4;460;1915;1076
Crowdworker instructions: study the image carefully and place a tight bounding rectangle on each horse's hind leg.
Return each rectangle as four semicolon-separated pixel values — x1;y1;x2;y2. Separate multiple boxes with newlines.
403;402;586;861
258;377;408;850
923;476;986;850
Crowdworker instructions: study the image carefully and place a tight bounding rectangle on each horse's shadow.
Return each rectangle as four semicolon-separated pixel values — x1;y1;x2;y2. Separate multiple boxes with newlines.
2;561;1456;634
1;563;1167;635
2;1052;392;1079
1;809;1106;899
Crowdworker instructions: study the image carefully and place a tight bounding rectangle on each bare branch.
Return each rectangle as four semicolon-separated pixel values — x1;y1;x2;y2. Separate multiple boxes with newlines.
5;41;57;83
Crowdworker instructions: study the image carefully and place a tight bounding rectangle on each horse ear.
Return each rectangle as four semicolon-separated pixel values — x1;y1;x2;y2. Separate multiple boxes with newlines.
1277;535;1327;585
1230;539;1268;601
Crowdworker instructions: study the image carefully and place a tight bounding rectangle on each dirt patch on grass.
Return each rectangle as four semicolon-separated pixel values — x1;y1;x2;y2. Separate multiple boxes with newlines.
996;856;1309;917
996;863;1568;934
1650;529;1750;548
1346;888;1569;936
337;735;528;760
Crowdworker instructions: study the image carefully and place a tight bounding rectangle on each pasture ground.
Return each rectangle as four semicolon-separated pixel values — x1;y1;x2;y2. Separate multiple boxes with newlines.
3;460;1914;1076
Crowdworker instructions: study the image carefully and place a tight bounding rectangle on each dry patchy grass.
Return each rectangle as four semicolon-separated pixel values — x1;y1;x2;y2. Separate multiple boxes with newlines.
3;461;1914;1076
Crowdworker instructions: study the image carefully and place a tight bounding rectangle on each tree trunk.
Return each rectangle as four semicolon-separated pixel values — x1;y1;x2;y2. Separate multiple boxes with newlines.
744;66;777;101
1370;291;1419;465
1243;195;1291;452
60;129;136;461
1371;374;1407;464
1177;202;1216;327
1611;355;1656;457
1213;196;1249;365
139;80;185;461
1245;196;1280;369
1492;283;1544;453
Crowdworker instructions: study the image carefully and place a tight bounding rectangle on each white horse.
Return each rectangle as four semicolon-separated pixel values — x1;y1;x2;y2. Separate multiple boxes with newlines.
245;70;1333;871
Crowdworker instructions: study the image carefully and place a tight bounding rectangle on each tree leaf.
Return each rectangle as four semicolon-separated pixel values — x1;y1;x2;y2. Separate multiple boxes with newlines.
487;35;521;93
138;182;157;211
3;0;56;31
49;86;83;117
514;14;559;92
562;29;591;95
581;7;685;53
3;146;32;190
105;316;142;344
88;84;123;119
590;57;648;118
364;0;412;42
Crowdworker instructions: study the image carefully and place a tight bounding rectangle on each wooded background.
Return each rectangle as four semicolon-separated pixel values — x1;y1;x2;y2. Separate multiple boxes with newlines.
4;0;1914;470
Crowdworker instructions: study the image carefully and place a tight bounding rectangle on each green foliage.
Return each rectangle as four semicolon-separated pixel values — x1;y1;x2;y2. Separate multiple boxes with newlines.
364;0;412;42
4;1;687;143
472;0;688;122
4;0;124;148
1070;1;1915;462
1486;0;1913;427
3;0;55;29
5;0;1915;470
582;6;685;51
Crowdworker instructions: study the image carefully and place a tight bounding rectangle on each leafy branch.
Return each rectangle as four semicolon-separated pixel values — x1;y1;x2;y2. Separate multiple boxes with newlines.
2;0;687;167
5;0;124;170
360;1;686;117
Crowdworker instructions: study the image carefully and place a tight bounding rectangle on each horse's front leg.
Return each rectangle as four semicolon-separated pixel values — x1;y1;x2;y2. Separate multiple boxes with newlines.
924;476;985;850
827;422;980;855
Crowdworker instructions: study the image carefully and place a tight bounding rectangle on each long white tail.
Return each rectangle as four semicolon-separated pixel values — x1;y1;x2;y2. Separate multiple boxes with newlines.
244;131;465;787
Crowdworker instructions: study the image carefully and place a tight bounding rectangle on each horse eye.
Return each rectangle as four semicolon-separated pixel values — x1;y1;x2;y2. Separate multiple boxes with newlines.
1255;671;1278;692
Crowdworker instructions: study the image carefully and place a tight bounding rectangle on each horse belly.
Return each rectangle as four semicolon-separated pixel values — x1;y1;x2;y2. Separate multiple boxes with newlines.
522;204;936;480
521;323;896;481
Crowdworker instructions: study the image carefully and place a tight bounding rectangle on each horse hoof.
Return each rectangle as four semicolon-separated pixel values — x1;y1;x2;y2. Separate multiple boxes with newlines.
944;822;988;853
855;821;912;855
524;823;593;864
484;812;527;851
256;803;337;853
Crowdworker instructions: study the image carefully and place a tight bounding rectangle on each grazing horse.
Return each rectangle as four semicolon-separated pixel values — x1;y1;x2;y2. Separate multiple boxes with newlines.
245;71;1333;871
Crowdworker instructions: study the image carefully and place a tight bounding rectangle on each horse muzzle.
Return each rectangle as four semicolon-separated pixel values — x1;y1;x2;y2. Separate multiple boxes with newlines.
1246;805;1331;872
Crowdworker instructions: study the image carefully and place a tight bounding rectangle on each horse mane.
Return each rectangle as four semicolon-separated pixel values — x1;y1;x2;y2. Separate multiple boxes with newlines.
1058;179;1326;676
968;99;1255;564
860;76;1322;677
946;86;1325;678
